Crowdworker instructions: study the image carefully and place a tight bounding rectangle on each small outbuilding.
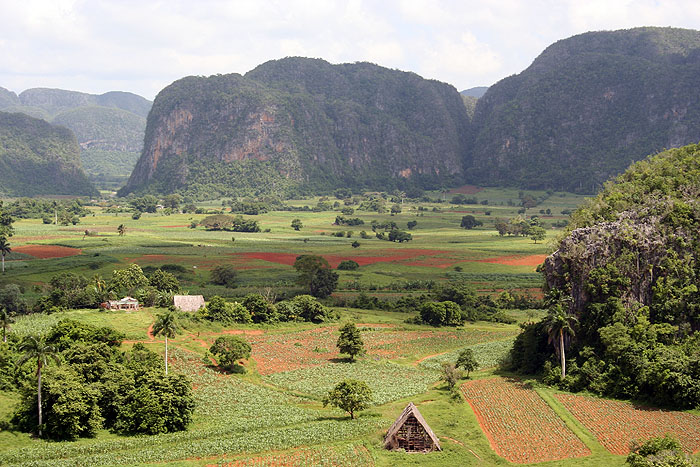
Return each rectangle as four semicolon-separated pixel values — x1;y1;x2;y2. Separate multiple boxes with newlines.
173;295;205;312
102;296;140;311
384;402;441;452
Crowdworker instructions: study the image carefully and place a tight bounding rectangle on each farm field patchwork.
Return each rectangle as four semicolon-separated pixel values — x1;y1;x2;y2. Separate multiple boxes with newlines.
248;326;517;375
461;377;591;464
555;393;700;455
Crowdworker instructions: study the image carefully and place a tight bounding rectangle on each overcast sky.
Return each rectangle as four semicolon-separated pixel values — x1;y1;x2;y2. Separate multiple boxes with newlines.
2;0;700;100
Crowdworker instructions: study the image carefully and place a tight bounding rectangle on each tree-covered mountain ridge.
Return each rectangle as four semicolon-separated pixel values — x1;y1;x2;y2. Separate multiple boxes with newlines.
467;26;700;193
121;27;700;197
120;58;470;198
0;87;152;189
0;111;98;197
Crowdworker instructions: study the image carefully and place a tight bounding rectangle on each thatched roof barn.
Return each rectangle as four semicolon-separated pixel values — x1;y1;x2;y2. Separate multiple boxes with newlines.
173;295;205;312
384;402;441;452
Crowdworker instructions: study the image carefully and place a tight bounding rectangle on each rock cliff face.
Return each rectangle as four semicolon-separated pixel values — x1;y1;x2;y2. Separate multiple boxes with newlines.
121;58;470;197
0;111;98;196
544;143;700;328
466;27;700;193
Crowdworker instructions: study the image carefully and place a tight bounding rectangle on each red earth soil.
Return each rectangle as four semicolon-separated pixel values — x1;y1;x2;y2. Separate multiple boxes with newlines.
12;244;82;259
234;249;450;268
462;378;591;463
449;185;483;194
477;254;548;267
221;329;265;336
555;394;700;454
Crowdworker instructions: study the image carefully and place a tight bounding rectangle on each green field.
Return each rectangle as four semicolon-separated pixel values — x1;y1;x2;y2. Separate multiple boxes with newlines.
2;190;697;466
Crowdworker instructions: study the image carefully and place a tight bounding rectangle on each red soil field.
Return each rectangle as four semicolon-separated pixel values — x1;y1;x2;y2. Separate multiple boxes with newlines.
449;185;483;194
477;254;548;267
234;249;450;268
462;377;590;463
12;244;82;259
555;394;700;454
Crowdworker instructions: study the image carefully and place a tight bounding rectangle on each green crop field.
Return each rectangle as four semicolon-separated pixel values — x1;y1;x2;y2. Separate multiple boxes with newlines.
2;189;697;466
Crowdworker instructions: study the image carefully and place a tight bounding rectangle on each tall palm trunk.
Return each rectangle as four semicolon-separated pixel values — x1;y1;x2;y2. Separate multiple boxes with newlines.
165;336;168;375
1;253;5;273
37;360;43;438
559;328;566;379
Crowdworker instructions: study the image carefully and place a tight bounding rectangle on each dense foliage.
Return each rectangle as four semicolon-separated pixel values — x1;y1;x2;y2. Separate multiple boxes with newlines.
7;320;194;439
467;27;700;193
509;144;700;409
200;293;335;325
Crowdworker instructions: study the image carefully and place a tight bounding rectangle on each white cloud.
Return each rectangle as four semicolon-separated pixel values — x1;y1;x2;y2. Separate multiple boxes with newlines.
0;0;700;98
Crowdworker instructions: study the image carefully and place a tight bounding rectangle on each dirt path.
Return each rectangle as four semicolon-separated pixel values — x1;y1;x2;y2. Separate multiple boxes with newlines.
413;350;450;366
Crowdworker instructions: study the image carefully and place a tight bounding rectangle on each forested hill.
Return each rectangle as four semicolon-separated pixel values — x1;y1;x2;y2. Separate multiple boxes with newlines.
120;58;470;198
0;111;98;196
0;87;152;189
466;26;700;193
511;143;700;409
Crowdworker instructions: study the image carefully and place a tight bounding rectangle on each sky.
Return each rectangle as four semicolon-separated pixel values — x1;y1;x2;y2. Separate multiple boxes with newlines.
1;0;700;100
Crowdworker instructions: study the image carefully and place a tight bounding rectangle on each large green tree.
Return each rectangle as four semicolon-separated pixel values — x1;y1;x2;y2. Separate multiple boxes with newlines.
322;379;373;419
336;323;364;361
209;336;251;372
17;335;60;438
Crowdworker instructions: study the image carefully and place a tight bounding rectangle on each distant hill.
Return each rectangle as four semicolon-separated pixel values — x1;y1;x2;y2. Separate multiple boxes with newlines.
466;26;700;193
460;86;488;98
121;57;470;198
0;87;19;109
0;87;150;189
0;111;98;196
17;88;151;118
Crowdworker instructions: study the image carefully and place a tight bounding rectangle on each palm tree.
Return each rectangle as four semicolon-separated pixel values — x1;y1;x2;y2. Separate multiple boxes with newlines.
117;224;126;236
151;310;180;375
543;304;578;379
0;236;10;273
17;335;60;438
1;308;14;343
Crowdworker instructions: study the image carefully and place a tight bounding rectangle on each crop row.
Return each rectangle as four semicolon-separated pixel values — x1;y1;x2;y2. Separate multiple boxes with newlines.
555;393;700;454
461;377;591;464
1;418;381;466
220;443;374;466
265;361;437;405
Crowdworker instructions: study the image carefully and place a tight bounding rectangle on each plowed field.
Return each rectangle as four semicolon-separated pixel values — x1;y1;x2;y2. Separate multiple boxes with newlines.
462;377;590;463
556;393;700;454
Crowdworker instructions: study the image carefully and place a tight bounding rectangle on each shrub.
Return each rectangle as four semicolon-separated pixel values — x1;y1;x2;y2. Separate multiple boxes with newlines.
210;264;238;288
209;336;251;372
337;260;359;271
